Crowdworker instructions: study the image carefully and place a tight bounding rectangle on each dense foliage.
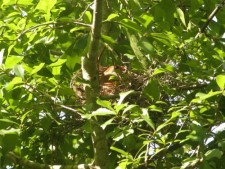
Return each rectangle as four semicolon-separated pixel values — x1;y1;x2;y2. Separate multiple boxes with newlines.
1;0;225;168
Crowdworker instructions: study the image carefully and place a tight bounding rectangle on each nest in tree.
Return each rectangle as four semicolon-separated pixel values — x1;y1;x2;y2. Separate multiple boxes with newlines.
70;65;148;102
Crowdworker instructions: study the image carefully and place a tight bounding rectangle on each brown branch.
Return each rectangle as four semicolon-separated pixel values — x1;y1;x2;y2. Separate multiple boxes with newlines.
195;0;225;38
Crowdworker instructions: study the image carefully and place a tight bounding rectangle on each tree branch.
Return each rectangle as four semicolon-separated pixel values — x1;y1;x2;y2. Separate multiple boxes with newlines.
81;0;109;169
195;0;225;38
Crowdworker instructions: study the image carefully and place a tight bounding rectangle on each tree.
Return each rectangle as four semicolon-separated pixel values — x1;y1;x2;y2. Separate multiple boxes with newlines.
1;0;225;168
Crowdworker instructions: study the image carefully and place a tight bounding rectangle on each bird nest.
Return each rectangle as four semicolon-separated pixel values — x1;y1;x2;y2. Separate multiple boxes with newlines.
70;65;148;103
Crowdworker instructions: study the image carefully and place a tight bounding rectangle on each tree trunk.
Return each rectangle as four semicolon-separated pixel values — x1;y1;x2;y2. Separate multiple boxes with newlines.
81;0;109;168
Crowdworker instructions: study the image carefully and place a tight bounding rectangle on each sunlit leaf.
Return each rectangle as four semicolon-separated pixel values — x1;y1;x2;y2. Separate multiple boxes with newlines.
49;59;67;67
97;98;114;111
105;13;119;21
118;90;134;105
143;79;160;101
5;77;23;91
30;63;45;75
0;119;19;126
120;19;142;32
141;108;155;130
216;74;225;90
205;149;223;160
92;108;116;116
35;0;57;13
176;8;186;27
5;56;24;69
191;91;222;103
111;146;133;159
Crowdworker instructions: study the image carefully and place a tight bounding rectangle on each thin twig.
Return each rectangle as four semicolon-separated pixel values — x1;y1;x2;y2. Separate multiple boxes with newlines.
195;0;225;38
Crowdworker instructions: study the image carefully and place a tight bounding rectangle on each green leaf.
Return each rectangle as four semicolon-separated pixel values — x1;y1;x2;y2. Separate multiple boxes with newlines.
141;108;155;130
176;8;186;27
49;59;67;67
128;33;149;69
13;64;24;79
0;119;19;126
143;79;160;101
118;90;134;105
5;56;24;69
111;146;133;159
30;63;45;75
120;19;142;32
139;14;154;28
35;0;57;13
1;129;20;153
152;68;166;76
191;91;222;103
83;11;92;23
92;108;116;116
101;34;116;45
205;149;223;160
101;118;115;129
123;105;137;114
5;77;23;91
105;13;119;21
97;98;114;111
156;121;173;132
216;74;225;90
150;33;172;47
138;37;154;54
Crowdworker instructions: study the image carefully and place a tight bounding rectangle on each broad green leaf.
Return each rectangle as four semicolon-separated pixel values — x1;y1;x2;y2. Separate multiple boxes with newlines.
141;108;155;130
143;79;160;101
0;119;19;126
120;19;142;32
49;59;67;67
176;8;186;27
118;90;134;105
35;0;57;13
123;105;137;114
156;121;174;132
13;64;24;79
5;56;24;69
30;63;45;75
205;149;223;160
139;14;154;28
101;34;116;45
216;74;225;90
17;0;33;5
138;37;154;54
51;66;61;75
149;105;162;113
101;118;115;129
150;33;172;47
128;33;149;69
1;0;16;7
0;129;20;135
105;13;119;21
111;146;133;159
191;91;222;103
92;108;116;116
171;111;181;119
152;68;166;76
83;11;92;23
1;129;19;153
97;98;114;111
5;77;23;91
